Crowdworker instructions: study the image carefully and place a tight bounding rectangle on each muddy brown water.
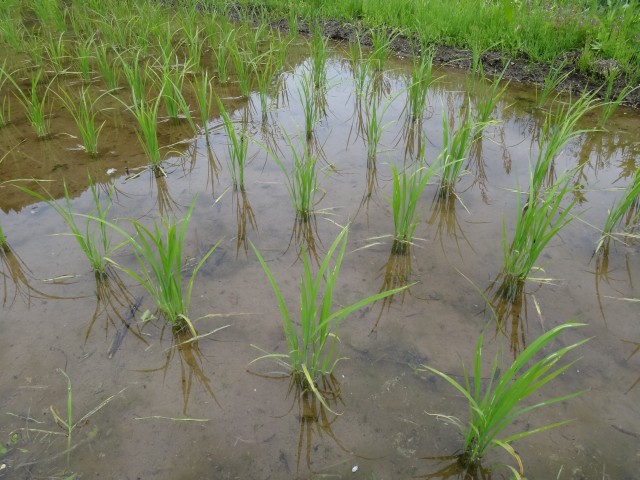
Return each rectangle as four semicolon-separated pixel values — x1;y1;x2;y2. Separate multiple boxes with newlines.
1;40;639;480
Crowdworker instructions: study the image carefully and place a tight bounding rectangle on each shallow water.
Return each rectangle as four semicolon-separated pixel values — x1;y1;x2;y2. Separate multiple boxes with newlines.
0;34;639;480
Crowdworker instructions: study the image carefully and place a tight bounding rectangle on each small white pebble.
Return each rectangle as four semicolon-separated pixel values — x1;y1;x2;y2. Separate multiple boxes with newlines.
352;465;358;473
106;168;117;176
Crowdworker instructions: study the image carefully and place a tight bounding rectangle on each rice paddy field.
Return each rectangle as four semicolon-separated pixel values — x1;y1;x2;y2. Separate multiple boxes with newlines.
0;1;639;479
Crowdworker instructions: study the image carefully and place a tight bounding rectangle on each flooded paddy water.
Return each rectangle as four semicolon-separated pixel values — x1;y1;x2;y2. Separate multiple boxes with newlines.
0;9;639;480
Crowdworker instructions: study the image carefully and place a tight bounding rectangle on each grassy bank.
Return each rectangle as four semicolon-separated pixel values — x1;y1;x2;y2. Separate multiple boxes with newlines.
223;0;640;99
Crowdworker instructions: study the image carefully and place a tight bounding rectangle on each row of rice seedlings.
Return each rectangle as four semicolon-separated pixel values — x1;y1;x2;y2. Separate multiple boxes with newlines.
218;99;249;191
596;167;640;254
598;68;639;128
419;322;589;475
388;156;438;255
16;178;116;277
97;199;221;336
405;51;435;123
437;106;476;199
54;85;106;157
251;225;407;409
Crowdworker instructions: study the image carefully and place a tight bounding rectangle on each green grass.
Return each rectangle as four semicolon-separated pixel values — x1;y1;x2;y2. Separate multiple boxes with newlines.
99;199;221;336
472;64;509;137
16;178;116;276
250;225;408;408
388;156;438;255
240;0;640;81
55;85;106;157
418;322;589;474
154;59;194;128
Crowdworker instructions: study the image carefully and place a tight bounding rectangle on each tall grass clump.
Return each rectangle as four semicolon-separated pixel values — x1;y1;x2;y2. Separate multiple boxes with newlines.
418;322;589;475
100;199;221;336
218;98;249;190
55;85;105;157
251;226;407;406
388;156;438;255
16;178;116;276
437;107;475;199
596;167;640;254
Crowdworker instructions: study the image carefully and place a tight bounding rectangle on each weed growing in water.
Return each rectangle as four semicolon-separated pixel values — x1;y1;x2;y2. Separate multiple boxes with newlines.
369;28;396;73
417;322;589;476
231;46;254;100
99;199;221;336
251;226;407;408
388;155;438;255
17;178;117;276
217;98;249;190
55;85;106;157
